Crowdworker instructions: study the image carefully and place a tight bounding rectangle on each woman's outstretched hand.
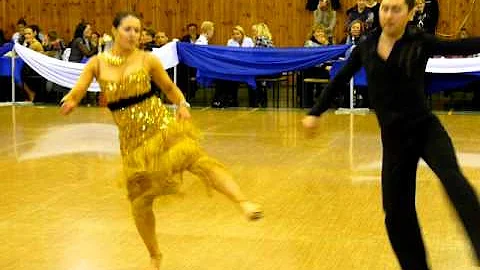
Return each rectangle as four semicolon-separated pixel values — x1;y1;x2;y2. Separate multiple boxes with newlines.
60;96;77;116
176;105;191;120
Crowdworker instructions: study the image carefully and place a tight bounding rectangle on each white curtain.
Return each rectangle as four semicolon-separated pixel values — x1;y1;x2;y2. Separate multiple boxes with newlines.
426;56;480;73
13;42;180;92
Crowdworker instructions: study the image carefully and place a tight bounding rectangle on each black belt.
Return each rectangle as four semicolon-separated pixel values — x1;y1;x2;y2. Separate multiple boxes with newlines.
107;90;155;111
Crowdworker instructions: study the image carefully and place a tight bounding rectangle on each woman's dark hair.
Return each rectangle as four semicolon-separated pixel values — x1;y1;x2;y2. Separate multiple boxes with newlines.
29;24;40;33
113;11;141;28
29;24;41;41
17;18;27;26
73;21;89;39
23;25;40;41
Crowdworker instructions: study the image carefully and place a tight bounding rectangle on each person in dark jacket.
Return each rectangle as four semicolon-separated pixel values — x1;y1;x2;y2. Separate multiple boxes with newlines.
303;0;480;268
410;0;439;34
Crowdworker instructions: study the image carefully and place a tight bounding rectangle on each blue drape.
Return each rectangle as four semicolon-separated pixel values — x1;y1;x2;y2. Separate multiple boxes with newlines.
0;43;24;84
0;42;14;56
177;42;349;88
0;57;24;84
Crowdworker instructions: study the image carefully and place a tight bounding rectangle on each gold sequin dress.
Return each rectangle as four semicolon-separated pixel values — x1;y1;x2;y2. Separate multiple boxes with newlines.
98;67;221;198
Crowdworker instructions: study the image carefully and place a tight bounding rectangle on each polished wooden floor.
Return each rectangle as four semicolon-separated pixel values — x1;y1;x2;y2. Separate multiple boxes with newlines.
1;104;480;270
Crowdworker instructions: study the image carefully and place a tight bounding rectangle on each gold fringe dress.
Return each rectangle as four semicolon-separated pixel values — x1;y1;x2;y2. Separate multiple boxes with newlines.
98;66;221;199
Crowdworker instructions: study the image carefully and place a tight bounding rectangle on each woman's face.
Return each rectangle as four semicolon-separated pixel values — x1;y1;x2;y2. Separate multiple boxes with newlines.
23;28;34;42
313;29;327;44
17;23;25;33
83;25;92;38
113;16;141;50
232;29;243;42
350;22;362;37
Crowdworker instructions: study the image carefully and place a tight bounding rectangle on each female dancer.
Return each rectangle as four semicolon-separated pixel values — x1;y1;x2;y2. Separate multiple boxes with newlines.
61;11;262;270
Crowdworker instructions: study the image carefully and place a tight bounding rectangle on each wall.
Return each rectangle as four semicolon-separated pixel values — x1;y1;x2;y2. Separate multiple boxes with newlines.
0;0;478;46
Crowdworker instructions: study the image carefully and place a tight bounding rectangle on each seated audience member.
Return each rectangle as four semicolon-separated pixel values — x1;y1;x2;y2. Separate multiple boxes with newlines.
155;31;169;47
212;26;255;108
345;0;374;33
301;25;331;107
21;25;45;102
180;23;198;43
195;21;214;45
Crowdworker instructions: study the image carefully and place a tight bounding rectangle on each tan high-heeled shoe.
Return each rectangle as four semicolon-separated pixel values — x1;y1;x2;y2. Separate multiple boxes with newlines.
239;201;263;221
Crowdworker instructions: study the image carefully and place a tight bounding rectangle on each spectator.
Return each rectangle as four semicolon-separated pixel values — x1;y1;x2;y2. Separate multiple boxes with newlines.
195;21;214;45
314;0;337;44
68;22;97;62
180;23;198;43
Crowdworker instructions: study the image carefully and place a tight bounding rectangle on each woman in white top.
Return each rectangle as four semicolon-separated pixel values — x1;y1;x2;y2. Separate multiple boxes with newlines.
226;25;254;47
195;21;214;45
213;26;255;108
250;23;274;107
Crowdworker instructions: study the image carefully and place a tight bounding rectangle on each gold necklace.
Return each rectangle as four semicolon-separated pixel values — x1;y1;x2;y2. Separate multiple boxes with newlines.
103;49;137;66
